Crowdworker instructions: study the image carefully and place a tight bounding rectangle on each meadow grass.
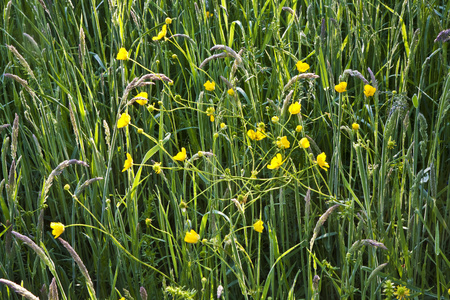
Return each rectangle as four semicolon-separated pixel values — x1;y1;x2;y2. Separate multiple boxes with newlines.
0;0;449;299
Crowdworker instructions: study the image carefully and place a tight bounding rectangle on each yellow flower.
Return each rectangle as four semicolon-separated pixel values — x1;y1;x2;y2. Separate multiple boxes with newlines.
204;80;215;91
316;152;329;170
276;136;290;149
122;153;133;172
184;229;200;243
117;112;131;128
227;88;235;96
173;147;187;161
247;129;266;141
300;137;310;148
271;116;279;124
135;92;148;105
393;285;410;300
364;84;376;97
152;24;167;41
220;123;226;129
267;153;283;170
153;162;161;174
352;123;360;130
296;61;310;73
50;222;65;239
335;82;347;93
387;136;396;149
296;125;303;132
288;102;301;115
116;48;128;60
206;11;213;18
206;107;215;122
253;220;264;233
165;17;172;25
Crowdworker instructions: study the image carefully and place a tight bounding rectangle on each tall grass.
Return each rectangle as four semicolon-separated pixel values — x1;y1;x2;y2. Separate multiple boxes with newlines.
1;0;449;299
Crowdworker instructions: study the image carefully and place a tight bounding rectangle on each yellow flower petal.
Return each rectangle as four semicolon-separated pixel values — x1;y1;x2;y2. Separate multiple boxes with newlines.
116;48;128;60
363;84;376;97
173;147;187;161
227;88;235;96
276;136;290;149
134;92;148;106
204;80;215;91
122;153;133;172
267;153;283;169
300;137;310;149
296;61;310;73
184;229;200;243
152;25;167;41
316;152;330;170
117;113;131;128
288;102;301;115
253;220;264;233
296;125;303;132
352;123;360;130
50;222;65;239
335;82;347;93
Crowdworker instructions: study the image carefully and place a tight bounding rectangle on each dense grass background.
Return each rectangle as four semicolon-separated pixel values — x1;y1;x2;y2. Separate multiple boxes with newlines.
1;0;449;299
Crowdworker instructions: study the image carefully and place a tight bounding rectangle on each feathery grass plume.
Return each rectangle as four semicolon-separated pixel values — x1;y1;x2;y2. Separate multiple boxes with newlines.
103;120;111;152
74;177;103;197
48;277;59;300
7;45;36;80
79;25;86;57
367;67;378;89
0;279;39;300
199;52;228;69
310;204;340;251
68;101;79;146
282;7;298;22
362;263;389;297
37;0;51;16
3;73;36;98
281;90;294;117
220;76;233;89
23;33;40;53
348;239;387;254
11;113;19;160
168;34;195;43
42;159;89;203
12;231;54;269
0;124;10;133
140;286;148;300
189;151;215;162
231;49;244;76
210;45;243;64
434;29;450;42
7;159;15;198
58;237;96;299
320;18;326;41
283;73;319;91
343;69;369;85
305;188;311;220
4;1;12;27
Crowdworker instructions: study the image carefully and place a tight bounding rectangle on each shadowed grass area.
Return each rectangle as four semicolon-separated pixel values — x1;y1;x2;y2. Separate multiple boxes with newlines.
1;0;449;299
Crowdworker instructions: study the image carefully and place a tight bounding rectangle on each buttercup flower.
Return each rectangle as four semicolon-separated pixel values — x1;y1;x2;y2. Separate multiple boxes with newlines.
50;222;65;239
204;80;215;91
247;129;266;141
352;123;360;130
135;92;148;105
206;107;215;122
364;84;376;97
253;220;264;233
276;136;290;149
393;285;410;300
173;147;187;161
267;153;283;169
152;24;167;41
165;17;172;25
296;125;303;132
227;88;235;96
335;82;347;93
116;48;128;60
184;229;200;243
122;153;133;172
206;11;213;18
289;102;301;115
117;112;131;128
153;162;161;174
316;152;329;170
300;137;310;149
220;123;226;129
296;61;310;73
271;116;279;124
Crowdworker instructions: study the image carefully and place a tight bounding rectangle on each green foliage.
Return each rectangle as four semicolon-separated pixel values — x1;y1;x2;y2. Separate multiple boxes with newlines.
1;0;449;299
